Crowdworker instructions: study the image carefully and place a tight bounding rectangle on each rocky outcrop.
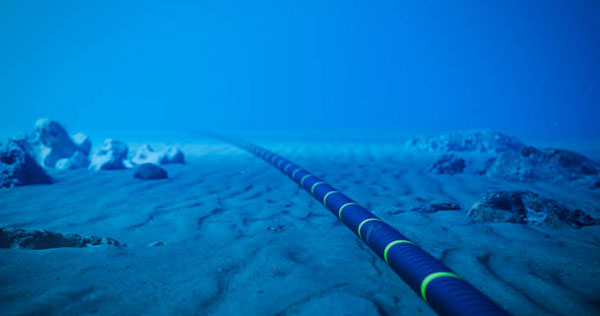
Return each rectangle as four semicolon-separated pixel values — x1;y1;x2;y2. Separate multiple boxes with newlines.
89;139;130;171
132;145;185;165
133;163;168;180
430;154;466;174
406;130;523;153
468;191;599;228
29;119;90;169
484;146;600;187
0;227;120;249
1;139;52;188
15;119;91;170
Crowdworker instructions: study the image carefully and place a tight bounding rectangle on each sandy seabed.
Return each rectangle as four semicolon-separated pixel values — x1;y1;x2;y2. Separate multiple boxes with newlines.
1;134;599;316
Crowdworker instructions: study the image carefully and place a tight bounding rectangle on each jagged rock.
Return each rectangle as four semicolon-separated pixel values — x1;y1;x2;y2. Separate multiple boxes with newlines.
132;145;185;165
31;119;87;169
90;139;129;171
0;227;120;249
406;130;523;153
485;146;600;186
56;151;90;171
468;191;599;228
411;202;461;213
430;154;466;174
133;163;168;180
0;139;52;188
160;146;185;164
72;133;92;155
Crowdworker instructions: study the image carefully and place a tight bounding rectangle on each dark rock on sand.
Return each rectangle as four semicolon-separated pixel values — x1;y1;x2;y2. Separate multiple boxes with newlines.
90;139;130;171
485;146;600;186
0;139;52;188
134;163;168;180
406;130;523;153
468;190;600;228
430;154;466;174
411;202;461;213
0;227;120;249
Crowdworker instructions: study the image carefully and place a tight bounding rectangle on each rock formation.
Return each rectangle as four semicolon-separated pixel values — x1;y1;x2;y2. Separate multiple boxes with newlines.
0;227;120;249
430;154;466;174
468;190;599;228
0;139;52;188
484;146;600;187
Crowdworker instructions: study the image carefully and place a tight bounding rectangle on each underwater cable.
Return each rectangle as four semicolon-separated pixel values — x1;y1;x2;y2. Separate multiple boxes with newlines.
223;137;510;316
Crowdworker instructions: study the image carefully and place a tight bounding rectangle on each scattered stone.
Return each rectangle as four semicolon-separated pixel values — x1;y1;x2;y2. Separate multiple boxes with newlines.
1;139;52;188
0;227;120;249
90;139;129;171
267;224;285;232
406;130;523;153
430;154;466;174
148;241;164;247
410;202;461;213
485;146;600;186
468;191;600;228
132;145;185;165
133;163;168;180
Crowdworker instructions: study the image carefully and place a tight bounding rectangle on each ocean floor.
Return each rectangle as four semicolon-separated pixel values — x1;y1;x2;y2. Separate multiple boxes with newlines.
1;132;599;316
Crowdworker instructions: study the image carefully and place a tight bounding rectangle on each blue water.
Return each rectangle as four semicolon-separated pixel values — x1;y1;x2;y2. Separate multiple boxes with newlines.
1;1;599;139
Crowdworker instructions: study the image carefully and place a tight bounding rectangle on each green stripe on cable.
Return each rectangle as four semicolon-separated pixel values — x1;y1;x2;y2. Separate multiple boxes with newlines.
300;174;312;187
357;218;382;240
383;240;416;265
292;168;301;179
420;272;461;303
322;191;339;206
310;181;324;195
338;202;357;220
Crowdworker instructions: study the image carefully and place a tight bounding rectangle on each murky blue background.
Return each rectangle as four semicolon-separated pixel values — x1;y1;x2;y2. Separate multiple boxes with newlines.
1;1;599;139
